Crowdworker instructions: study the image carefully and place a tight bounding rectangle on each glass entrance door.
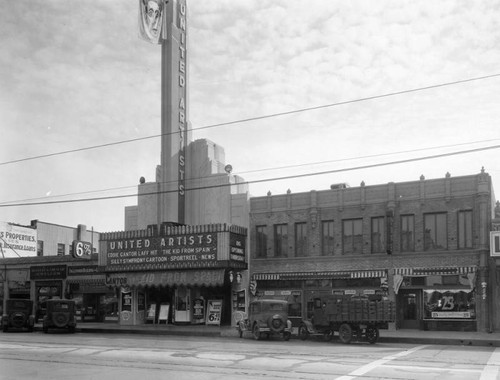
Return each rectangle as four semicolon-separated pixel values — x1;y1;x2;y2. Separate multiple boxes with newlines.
398;289;421;329
174;287;191;323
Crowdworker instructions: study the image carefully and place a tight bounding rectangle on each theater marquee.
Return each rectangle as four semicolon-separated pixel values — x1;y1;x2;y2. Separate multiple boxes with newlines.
105;232;218;271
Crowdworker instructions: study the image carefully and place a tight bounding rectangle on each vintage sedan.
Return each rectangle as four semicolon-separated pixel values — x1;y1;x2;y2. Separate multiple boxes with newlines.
2;299;35;332
238;299;292;341
43;299;77;333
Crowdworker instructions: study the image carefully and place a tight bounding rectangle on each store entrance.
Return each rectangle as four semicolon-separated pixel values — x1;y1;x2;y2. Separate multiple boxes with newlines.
398;289;422;329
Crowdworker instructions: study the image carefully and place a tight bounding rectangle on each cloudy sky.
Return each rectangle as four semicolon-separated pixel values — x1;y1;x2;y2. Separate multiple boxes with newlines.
1;0;499;232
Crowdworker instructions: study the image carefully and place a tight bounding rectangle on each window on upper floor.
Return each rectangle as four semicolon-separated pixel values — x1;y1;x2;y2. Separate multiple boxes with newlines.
321;220;335;256
274;224;288;257
400;215;415;252
256;225;267;258
57;243;65;256
342;219;363;254
424;213;447;251
458;210;473;249
37;240;44;257
295;222;308;257
371;216;385;253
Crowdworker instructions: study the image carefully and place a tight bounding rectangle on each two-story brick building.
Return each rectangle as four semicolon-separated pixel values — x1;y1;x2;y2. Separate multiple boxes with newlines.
249;169;495;332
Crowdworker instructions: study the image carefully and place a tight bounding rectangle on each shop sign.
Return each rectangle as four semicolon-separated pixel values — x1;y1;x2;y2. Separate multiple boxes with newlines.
121;289;132;312
206;299;222;325
105;232;217;271
0;221;37;258
491;231;500;257
193;298;205;322
30;265;67;280
68;265;99;276
72;240;92;259
431;311;471;319
229;233;246;262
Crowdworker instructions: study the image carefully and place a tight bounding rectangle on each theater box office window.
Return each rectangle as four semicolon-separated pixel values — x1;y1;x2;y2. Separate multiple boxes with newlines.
99;224;247;326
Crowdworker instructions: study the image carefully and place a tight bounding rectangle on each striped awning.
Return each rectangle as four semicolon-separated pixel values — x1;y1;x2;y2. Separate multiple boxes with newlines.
105;269;226;288
252;270;387;281
394;266;476;276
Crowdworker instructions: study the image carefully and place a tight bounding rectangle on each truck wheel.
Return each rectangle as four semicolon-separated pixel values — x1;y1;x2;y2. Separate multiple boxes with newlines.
366;326;379;344
298;324;309;341
339;323;353;344
252;324;261;340
323;329;334;342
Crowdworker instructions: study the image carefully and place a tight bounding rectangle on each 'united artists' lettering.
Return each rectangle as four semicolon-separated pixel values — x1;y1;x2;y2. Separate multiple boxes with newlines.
178;2;187;199
108;234;214;251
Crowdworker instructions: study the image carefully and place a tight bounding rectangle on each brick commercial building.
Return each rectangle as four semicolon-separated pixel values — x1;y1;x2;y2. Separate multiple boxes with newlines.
249;169;495;332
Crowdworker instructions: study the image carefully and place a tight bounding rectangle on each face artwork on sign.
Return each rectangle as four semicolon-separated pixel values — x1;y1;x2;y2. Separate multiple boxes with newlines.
139;0;164;43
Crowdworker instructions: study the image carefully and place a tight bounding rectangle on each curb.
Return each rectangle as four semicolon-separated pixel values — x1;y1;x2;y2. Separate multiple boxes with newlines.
32;326;500;347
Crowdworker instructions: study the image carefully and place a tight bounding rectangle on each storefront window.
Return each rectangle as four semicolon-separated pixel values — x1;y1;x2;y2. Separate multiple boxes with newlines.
423;289;475;319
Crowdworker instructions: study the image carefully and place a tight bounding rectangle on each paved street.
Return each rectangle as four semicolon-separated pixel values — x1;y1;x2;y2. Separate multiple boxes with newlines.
1;332;499;380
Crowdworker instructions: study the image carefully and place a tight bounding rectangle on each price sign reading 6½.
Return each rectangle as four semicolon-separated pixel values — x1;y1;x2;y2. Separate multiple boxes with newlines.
73;240;92;258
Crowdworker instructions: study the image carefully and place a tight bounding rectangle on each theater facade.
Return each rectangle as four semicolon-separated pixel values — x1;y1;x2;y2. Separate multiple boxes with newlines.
99;223;247;326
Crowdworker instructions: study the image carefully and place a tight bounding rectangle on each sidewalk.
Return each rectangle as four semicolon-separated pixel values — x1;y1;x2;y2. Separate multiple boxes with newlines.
34;322;500;347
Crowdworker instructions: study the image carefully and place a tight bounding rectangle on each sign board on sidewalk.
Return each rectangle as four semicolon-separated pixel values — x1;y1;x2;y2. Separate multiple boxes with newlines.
158;303;170;324
146;304;156;323
206;299;222;326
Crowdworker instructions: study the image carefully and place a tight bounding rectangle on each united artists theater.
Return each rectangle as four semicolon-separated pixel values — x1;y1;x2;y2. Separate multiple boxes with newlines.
99;0;249;327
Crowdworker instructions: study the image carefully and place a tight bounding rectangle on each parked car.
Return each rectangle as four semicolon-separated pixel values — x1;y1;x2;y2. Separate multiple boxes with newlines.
43;299;77;333
2;299;35;332
237;299;292;340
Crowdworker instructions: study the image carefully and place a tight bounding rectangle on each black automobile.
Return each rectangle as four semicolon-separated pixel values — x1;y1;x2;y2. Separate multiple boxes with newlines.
43;299;77;333
2;299;35;332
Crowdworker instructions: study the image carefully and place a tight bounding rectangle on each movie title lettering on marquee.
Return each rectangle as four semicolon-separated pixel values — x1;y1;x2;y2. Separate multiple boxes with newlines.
105;232;217;271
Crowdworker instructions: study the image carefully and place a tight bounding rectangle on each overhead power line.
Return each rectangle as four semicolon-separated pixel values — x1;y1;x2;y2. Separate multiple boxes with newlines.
1;143;498;208
1;137;497;206
1;72;500;166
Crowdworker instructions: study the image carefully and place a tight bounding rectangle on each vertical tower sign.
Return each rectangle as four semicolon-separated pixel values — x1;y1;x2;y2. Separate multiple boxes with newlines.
176;0;188;223
139;0;189;225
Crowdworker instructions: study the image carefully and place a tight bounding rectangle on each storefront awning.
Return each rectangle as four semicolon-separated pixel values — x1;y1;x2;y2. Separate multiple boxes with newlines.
394;266;476;276
66;277;107;287
252;270;387;281
106;269;226;288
